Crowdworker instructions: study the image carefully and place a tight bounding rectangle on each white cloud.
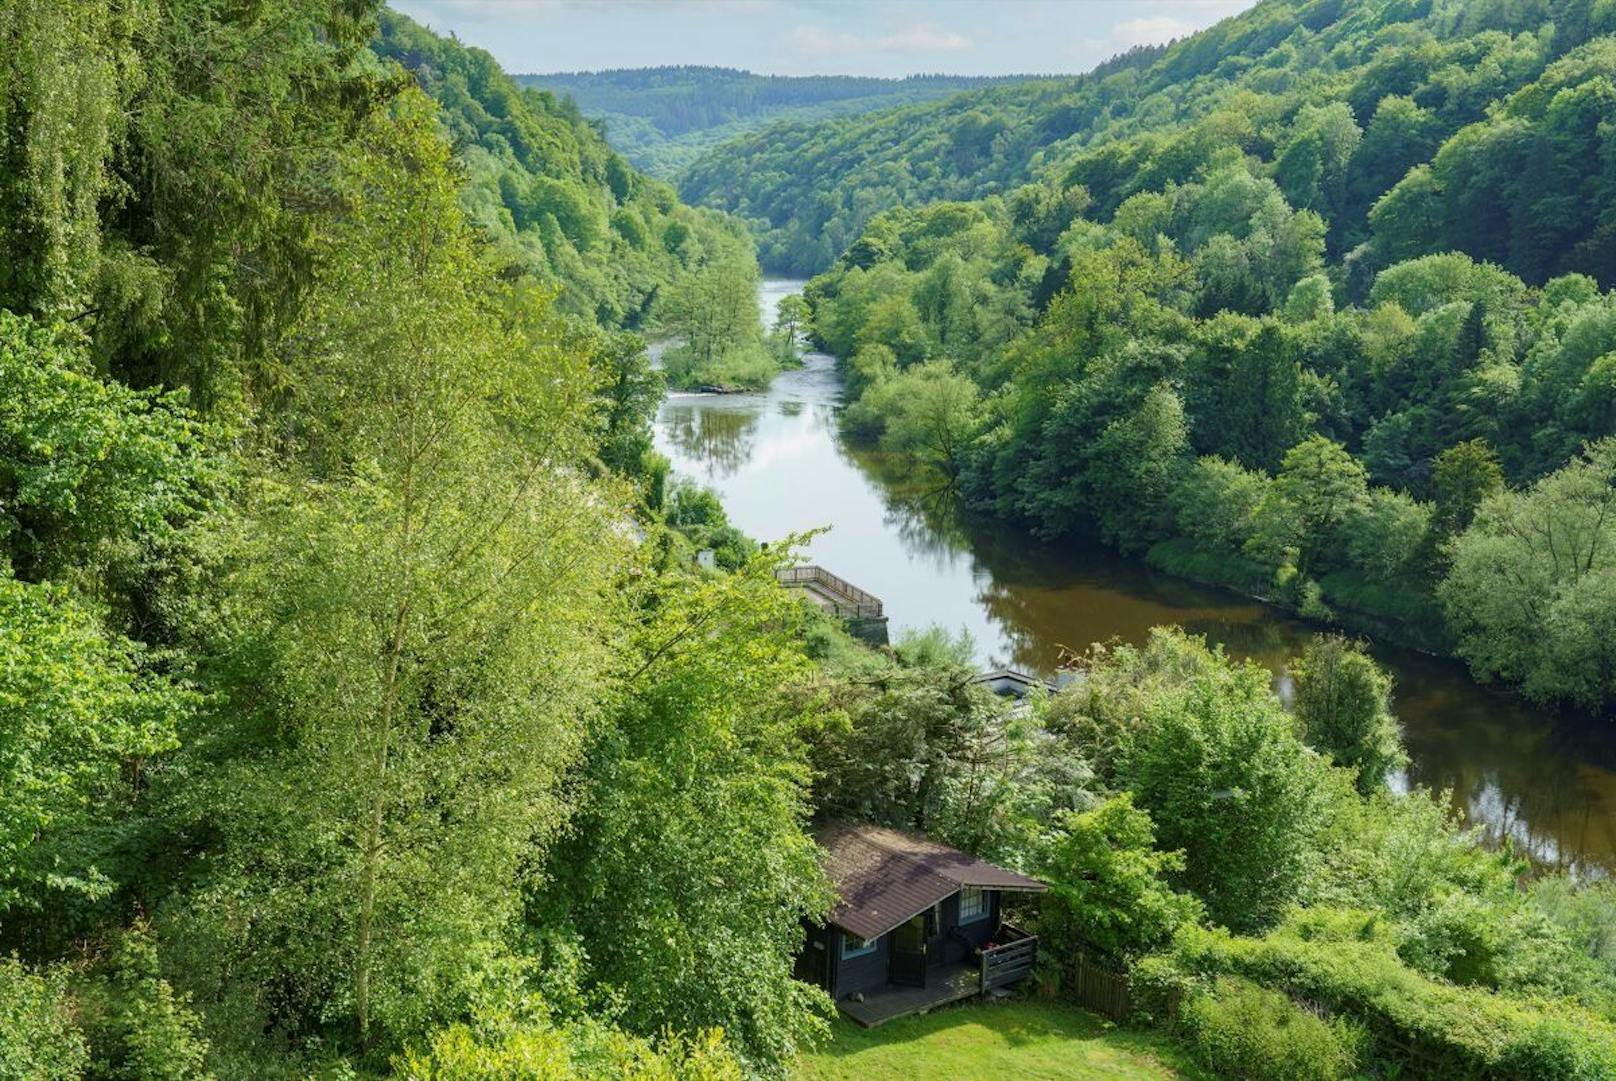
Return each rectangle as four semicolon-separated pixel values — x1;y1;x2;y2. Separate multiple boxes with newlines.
1110;14;1196;49
790;19;972;56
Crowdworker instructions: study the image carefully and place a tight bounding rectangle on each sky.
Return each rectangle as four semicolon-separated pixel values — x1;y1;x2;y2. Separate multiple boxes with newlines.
388;0;1259;78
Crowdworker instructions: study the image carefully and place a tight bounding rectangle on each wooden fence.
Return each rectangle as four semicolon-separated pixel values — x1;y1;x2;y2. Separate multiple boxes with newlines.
1068;953;1132;1022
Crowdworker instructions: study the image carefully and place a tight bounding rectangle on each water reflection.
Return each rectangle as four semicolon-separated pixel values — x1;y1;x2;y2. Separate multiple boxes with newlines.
652;280;1616;878
658;398;762;479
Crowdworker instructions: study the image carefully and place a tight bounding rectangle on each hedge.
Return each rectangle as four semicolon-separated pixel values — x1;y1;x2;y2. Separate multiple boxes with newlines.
1156;922;1616;1080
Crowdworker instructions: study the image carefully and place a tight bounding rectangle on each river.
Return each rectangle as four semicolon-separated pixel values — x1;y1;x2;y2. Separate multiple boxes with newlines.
653;279;1616;878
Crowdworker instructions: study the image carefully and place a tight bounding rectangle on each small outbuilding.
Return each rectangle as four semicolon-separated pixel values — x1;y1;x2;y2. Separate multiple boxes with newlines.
797;822;1046;1026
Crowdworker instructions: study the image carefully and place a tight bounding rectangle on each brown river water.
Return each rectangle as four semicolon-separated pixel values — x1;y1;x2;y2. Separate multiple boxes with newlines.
653;280;1616;877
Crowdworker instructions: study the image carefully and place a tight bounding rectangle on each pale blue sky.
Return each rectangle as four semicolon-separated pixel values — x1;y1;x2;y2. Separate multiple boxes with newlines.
390;0;1258;77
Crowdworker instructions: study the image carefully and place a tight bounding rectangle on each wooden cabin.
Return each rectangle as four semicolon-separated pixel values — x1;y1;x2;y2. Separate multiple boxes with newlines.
797;822;1046;1026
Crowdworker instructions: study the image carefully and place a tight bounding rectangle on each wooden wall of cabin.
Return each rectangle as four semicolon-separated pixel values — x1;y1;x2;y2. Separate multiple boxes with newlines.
829;927;889;998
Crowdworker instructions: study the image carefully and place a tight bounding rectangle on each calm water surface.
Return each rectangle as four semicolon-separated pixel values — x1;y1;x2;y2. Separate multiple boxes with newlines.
654;280;1616;877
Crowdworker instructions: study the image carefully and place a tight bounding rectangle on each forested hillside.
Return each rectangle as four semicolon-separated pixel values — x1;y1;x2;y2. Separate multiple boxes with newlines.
518;67;1027;179
687;0;1616;276
0;2;810;1076
374;12;757;329
6;2;1616;1080
786;0;1616;714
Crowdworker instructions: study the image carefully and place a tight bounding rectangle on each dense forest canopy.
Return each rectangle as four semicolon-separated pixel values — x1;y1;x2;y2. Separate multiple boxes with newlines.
517;66;1034;178
373;12;759;330
4;1;1616;1079
684;0;1616;277
762;0;1616;715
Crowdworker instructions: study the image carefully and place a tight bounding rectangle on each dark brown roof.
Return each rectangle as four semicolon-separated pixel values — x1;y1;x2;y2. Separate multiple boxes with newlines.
816;822;1046;941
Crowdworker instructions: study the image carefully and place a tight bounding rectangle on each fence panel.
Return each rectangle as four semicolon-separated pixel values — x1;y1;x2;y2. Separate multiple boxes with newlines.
1068;954;1131;1022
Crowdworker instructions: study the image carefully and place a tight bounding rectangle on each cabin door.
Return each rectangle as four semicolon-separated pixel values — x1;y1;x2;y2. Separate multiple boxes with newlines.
889;915;927;987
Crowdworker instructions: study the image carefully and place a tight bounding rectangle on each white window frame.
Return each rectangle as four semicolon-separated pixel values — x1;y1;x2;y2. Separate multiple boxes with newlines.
958;886;990;925
841;932;878;959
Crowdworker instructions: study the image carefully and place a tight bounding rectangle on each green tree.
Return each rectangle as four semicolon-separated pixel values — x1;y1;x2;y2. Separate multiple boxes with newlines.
1035;795;1202;965
1441;438;1616;710
657;260;770;388
165;95;626;1053
1249;436;1369;578
877;361;982;480
1432;438;1504;535
1221;323;1307;471
774;293;809;342
544;553;833;1074
593;330;665;478
1291;635;1407;793
807;627;997;832
1171;456;1269;555
0;578;190;919
1086;382;1190;553
1062;630;1325;932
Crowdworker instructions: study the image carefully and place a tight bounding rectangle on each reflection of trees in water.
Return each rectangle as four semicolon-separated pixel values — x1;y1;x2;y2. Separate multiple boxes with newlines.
1176;618;1311;668
658;405;761;478
1402;704;1616;878
843;443;974;559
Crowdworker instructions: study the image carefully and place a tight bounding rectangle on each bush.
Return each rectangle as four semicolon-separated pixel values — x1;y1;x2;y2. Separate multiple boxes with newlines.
1179;976;1365;1081
0;957;89;1080
1144;537;1272;595
1034;795;1202;966
1168;918;1616;1079
397;1016;745;1080
80;926;210;1081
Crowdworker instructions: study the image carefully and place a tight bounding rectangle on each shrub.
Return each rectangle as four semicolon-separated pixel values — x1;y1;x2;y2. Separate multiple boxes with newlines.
80;926;210;1081
396;1016;745;1080
1035;795;1202;966
0;957;89;1080
1179;976;1365;1081
1168;918;1616;1079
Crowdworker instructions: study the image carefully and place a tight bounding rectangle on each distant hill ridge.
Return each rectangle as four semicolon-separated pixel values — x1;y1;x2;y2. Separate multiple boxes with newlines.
516;65;1045;178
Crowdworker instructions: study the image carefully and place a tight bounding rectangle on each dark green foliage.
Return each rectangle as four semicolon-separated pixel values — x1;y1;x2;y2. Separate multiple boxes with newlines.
1292;635;1407;793
782;0;1616;709
80;925;210;1081
688;0;1616;278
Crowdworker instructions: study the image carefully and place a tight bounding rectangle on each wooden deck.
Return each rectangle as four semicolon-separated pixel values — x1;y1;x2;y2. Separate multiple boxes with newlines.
837;962;983;1028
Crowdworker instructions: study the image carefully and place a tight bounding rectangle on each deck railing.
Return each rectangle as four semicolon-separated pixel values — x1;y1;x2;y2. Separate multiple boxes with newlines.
774;565;884;619
979;923;1038;991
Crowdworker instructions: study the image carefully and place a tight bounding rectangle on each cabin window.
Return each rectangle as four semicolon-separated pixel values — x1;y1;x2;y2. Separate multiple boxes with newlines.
841;933;878;960
959;887;989;924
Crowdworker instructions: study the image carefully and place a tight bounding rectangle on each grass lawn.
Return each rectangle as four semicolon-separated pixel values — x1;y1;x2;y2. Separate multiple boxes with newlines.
792;999;1205;1081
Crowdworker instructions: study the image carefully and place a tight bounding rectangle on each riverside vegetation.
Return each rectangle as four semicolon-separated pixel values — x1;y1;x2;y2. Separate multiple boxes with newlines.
687;0;1616;714
3;2;1616;1080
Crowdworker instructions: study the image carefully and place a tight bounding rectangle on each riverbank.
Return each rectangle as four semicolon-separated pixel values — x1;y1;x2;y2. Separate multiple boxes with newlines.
654;279;1616;878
